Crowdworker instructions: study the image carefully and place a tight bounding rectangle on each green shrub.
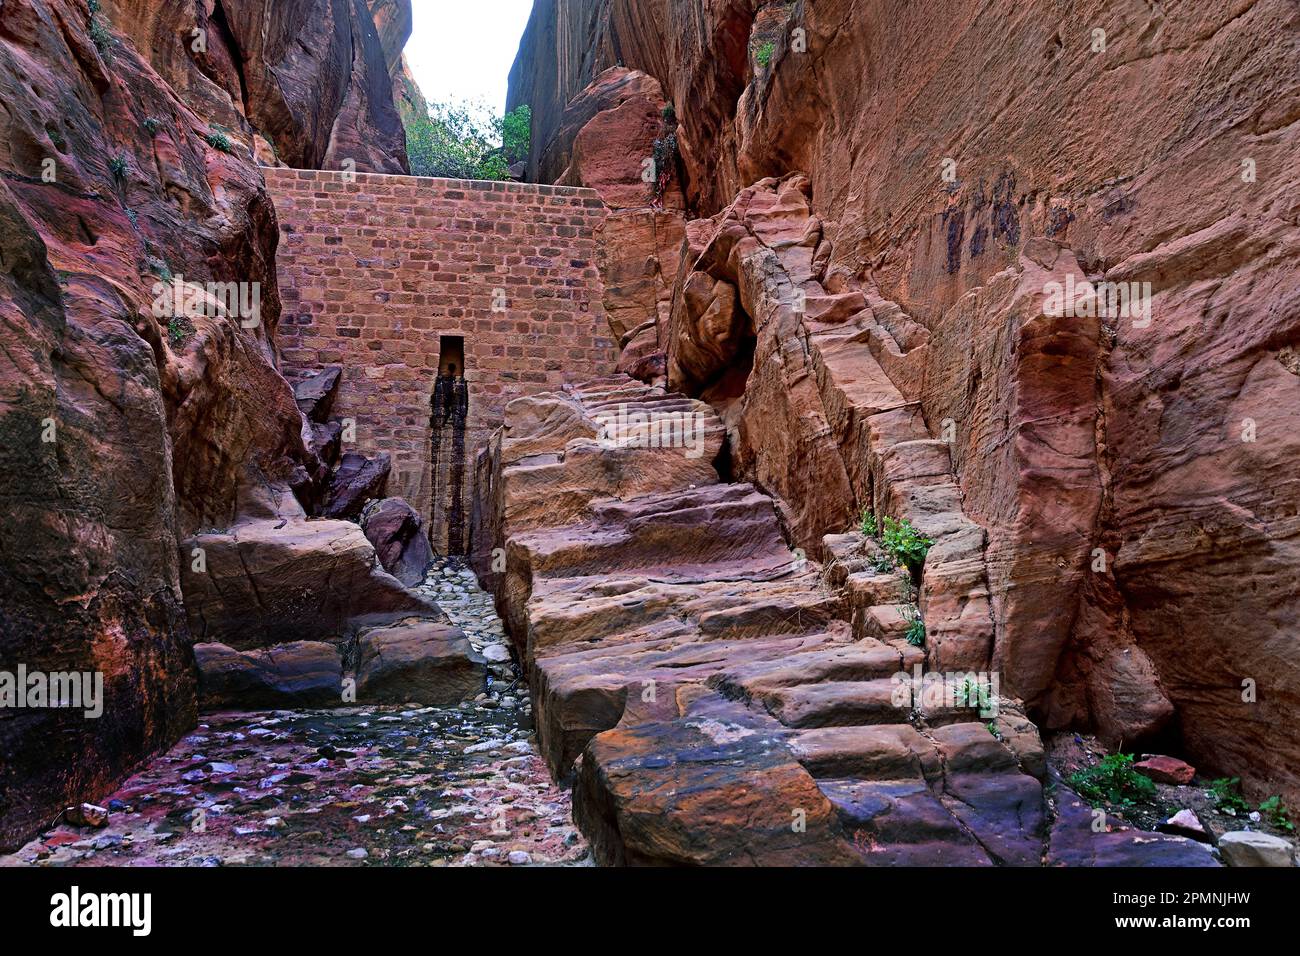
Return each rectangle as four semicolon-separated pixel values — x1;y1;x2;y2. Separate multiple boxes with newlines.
650;130;678;197
205;129;233;153
144;118;161;135
89;17;112;57
755;41;775;68
168;316;194;346
1069;753;1158;807
859;508;878;539
1258;795;1295;832
882;516;932;574
108;153;127;179
902;604;925;647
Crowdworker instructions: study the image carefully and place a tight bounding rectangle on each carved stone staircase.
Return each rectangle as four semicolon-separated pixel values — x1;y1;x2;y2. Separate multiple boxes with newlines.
481;375;1217;865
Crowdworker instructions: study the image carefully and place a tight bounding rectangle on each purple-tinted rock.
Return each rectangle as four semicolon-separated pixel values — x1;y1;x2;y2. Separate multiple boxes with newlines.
362;498;435;587
323;452;391;520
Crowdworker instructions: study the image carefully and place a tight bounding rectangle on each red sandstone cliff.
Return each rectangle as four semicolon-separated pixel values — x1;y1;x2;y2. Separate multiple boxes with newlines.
106;0;410;172
0;0;412;849
509;0;1300;807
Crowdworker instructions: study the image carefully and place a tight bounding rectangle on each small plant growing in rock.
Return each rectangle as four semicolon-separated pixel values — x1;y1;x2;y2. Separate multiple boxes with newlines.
205;127;234;153
168;315;194;346
755;40;776;68
901;603;925;647
146;255;173;284
108;153;127;179
144;117;161;135
89;16;112;58
859;507;878;539
1258;795;1294;832
1209;777;1251;815
1070;753;1157;808
986;722;1003;740
882;516;932;575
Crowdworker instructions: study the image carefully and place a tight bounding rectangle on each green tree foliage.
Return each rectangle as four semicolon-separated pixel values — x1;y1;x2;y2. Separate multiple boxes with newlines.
405;101;531;181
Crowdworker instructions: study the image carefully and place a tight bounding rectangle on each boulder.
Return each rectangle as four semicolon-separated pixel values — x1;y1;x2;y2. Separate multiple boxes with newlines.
1217;831;1296;868
195;642;343;710
1135;755;1196;786
309;420;344;467
362;498;434;586
1160;809;1211;843
294;367;343;423
355;621;486;706
181;516;440;650
323;452;392;520
573;696;862;866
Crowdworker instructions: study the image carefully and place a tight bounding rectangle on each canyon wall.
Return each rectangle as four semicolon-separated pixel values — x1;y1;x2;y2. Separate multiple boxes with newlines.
509;0;1300;806
0;0;412;849
106;0;411;172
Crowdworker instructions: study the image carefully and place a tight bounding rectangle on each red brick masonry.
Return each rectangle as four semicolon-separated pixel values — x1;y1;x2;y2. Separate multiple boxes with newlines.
265;169;616;549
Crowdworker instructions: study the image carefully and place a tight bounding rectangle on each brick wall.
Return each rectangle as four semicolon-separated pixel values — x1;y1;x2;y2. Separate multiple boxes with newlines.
265;168;616;553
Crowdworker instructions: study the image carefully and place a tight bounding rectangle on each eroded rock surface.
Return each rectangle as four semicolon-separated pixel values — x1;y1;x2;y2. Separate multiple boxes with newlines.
511;0;1300;811
181;513;438;650
483;374;1208;865
107;0;410;172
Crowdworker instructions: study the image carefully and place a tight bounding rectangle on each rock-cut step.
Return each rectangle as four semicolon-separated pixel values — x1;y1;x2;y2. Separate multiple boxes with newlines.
509;482;796;583
709;638;921;699
759;679;904;729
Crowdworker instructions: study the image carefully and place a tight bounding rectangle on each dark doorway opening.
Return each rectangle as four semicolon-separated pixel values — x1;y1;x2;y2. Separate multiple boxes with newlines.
439;335;464;377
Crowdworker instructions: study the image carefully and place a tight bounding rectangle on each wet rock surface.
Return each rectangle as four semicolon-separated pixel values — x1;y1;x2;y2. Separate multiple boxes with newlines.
1;705;585;868
2;563;587;868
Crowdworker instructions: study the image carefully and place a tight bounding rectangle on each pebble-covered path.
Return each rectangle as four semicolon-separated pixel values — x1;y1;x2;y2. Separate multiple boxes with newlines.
1;560;589;868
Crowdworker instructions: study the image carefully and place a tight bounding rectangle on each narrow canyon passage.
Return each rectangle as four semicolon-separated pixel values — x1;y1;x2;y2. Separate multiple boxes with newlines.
2;563;587;867
1;0;1295;886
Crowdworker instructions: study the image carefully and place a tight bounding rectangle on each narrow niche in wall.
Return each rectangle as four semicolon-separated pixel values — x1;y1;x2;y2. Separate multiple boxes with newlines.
430;335;469;556
439;335;465;378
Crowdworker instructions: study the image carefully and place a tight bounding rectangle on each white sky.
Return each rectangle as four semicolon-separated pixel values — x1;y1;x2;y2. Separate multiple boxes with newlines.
404;0;537;113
